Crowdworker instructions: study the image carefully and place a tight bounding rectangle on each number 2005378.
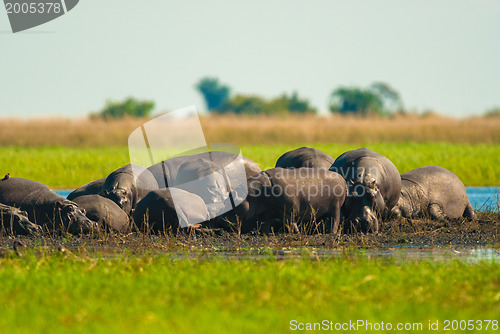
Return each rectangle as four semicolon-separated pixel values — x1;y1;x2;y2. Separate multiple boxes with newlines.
443;320;498;331
5;2;62;14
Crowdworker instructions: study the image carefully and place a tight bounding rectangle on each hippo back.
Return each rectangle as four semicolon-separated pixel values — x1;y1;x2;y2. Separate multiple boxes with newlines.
275;147;335;169
67;178;105;201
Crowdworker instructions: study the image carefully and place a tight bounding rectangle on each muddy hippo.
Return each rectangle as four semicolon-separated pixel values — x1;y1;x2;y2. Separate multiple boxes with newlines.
0;177;98;234
275;147;335;169
329;147;401;233
72;195;131;232
133;188;210;233
100;164;159;214
67;178;105;201
147;151;261;189
0;203;41;235
220;168;346;235
391;166;476;221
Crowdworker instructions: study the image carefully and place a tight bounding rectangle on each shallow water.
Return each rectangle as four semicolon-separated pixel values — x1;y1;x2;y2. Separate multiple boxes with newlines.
146;246;500;263
466;186;499;211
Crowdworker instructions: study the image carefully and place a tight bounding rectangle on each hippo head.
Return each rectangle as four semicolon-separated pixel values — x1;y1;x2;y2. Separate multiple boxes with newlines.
1;209;41;235
55;201;99;234
103;186;134;214
347;176;385;233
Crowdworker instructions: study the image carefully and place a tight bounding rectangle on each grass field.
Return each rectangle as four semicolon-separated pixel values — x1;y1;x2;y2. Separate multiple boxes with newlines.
0;116;499;334
0;250;499;334
0;143;498;188
1;114;500;147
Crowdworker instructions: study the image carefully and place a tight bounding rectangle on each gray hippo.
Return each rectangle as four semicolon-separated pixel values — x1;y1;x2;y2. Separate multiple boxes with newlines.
67;178;105;201
0;177;98;234
275;147;335;169
391;166;476;221
133;188;210;233
220;168;347;235
147;151;261;189
100;164;159;214
173;158;233;218
0;203;41;235
72;195;131;232
329;147;401;233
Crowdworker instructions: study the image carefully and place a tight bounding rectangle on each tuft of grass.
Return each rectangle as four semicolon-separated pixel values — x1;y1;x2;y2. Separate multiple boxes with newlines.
0;251;498;333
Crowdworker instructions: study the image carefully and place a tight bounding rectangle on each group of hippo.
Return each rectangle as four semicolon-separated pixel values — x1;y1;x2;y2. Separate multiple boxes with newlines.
0;146;476;236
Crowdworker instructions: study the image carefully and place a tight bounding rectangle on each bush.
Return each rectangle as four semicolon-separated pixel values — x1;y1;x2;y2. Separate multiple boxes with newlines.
91;97;155;119
214;92;316;115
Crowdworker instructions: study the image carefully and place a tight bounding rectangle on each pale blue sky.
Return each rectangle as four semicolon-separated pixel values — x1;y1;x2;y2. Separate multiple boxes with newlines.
1;0;499;118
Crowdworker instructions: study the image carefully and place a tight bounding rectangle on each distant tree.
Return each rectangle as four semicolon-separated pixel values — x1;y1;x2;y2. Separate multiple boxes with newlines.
215;92;317;115
216;94;269;115
93;97;154;119
329;82;404;116
370;82;403;112
196;77;230;111
329;87;384;116
270;92;317;114
484;107;500;118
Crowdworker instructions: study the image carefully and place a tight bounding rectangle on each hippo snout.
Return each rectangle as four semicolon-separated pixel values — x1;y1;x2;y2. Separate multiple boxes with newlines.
68;215;100;235
352;207;379;233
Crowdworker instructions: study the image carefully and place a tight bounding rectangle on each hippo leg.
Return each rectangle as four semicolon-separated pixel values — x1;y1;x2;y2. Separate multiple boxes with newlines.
429;203;446;221
331;201;342;236
463;203;477;221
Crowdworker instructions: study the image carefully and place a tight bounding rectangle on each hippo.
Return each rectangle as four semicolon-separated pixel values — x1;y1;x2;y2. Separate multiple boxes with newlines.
0;203;41;235
72;195;131;232
219;168;347;235
391;166;476;221
275;146;335;169
100;164;159;214
67;178;105;201
133;188;211;233
0;177;98;234
329;147;401;233
173;158;232;218
147;151;261;189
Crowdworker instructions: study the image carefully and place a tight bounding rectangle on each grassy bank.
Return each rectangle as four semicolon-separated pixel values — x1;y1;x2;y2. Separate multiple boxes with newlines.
1;114;500;147
0;251;498;333
0;143;499;188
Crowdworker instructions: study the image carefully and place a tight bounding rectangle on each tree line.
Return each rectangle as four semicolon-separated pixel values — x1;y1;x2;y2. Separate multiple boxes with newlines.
90;76;497;119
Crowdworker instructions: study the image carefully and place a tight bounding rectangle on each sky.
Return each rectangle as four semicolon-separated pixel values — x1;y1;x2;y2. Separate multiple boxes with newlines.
1;0;499;118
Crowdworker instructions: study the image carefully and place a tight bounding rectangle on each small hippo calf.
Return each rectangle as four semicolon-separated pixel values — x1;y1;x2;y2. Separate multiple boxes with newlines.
72;195;131;233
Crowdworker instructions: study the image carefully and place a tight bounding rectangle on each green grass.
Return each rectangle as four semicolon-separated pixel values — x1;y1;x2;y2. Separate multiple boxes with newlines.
0;251;498;333
0;143;499;188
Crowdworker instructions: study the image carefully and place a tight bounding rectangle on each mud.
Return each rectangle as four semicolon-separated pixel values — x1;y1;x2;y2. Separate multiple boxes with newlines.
0;212;498;256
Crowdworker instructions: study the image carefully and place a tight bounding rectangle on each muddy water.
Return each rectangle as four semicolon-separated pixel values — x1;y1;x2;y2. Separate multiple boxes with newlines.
216;247;500;262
